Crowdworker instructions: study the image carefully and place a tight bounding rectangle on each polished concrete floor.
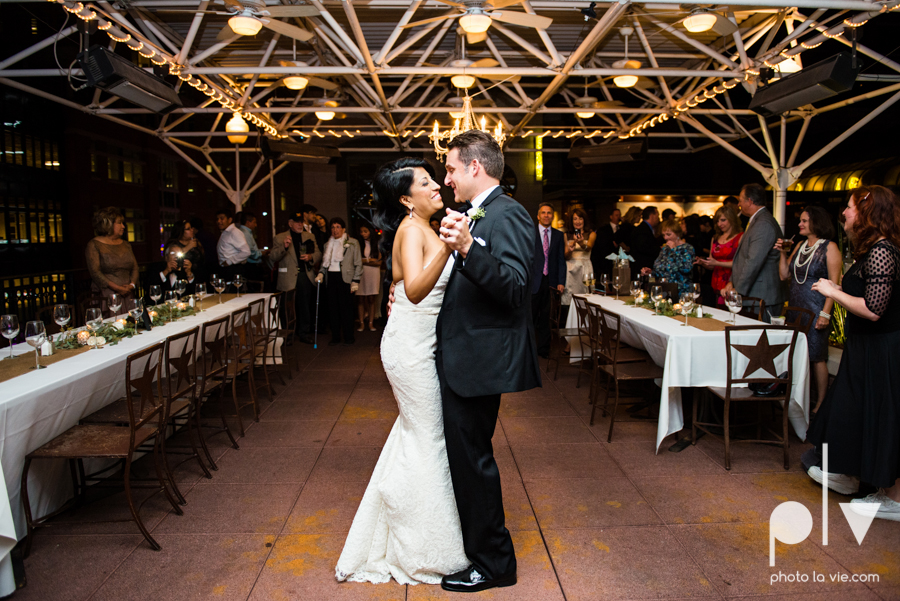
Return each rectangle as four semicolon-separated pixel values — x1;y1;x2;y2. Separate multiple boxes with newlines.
15;331;900;600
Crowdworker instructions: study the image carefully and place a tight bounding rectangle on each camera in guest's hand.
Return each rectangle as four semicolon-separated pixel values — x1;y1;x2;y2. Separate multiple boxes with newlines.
574;228;582;236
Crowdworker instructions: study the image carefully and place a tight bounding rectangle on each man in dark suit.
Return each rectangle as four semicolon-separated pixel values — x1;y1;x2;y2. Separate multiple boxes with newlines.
721;183;785;315
531;202;566;358
630;205;661;274
438;130;541;593
591;208;621;276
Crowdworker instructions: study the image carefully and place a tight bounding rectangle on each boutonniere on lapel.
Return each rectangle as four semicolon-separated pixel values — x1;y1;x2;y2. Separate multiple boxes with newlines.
467;207;485;223
343;243;350;249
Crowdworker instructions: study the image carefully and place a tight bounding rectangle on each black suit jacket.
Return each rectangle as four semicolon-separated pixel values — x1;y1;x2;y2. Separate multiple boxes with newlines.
531;225;566;294
630;221;661;274
146;262;198;295
591;223;618;274
437;187;542;398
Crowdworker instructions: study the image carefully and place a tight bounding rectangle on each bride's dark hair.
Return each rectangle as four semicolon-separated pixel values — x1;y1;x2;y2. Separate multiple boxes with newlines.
373;157;435;279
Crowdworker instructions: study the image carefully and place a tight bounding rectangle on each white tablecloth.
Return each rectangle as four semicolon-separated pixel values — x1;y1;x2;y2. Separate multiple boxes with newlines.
0;294;270;595
565;295;810;453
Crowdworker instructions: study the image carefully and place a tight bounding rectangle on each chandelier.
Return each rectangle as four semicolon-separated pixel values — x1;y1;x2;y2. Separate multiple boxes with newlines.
430;95;506;160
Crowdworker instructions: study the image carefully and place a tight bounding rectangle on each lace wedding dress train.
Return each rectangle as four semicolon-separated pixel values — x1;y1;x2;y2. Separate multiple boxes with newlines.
335;258;469;585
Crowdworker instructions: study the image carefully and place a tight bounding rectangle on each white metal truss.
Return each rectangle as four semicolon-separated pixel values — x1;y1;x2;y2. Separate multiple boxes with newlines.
2;0;899;220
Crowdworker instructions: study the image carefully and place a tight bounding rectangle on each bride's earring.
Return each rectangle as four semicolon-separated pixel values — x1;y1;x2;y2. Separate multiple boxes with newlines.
408;207;415;220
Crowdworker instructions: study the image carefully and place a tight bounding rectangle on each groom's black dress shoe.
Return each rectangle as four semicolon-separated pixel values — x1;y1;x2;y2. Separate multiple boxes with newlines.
441;566;516;593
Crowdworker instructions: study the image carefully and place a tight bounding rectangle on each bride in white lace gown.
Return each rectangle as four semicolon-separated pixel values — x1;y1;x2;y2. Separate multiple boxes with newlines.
336;158;469;585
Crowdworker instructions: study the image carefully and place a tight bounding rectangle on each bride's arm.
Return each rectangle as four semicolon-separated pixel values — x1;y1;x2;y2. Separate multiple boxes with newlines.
397;226;452;305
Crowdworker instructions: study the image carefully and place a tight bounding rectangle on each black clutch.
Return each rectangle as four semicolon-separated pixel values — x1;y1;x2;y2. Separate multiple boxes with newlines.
748;372;788;396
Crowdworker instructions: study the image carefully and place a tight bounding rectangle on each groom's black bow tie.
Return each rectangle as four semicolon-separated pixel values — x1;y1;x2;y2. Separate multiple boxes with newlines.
460;201;473;212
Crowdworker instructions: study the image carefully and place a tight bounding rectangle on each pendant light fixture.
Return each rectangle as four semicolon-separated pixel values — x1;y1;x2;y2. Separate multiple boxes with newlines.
226;112;249;144
612;27;640;88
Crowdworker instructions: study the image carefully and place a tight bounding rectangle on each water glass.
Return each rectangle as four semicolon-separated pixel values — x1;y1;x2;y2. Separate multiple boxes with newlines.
149;284;162;306
85;308;103;349
2;314;20;360
725;291;743;324
108;293;123;320
650;286;664;315
679;293;694;327
128;298;144;333
53;304;71;342
25;321;47;370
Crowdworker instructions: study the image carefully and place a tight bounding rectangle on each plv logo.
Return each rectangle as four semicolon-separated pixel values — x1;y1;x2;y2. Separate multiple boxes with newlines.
769;444;880;566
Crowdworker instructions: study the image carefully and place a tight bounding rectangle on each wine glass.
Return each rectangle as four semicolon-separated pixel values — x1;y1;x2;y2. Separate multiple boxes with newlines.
599;273;609;295
25;321;46;370
108;293;122;320
1;314;20;360
725;291;743;325
650;285;664;315
175;279;187;298
85;308;103;349
612;275;621;300
149;284;162;307
692;283;702;302
165;291;178;309
128;298;144;333
195;282;206;310
233;274;245;298
53;304;70;342
213;278;226;304
679;293;694;327
631;280;642;298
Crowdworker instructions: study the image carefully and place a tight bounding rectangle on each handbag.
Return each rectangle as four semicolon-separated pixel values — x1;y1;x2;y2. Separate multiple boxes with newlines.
748;371;788;396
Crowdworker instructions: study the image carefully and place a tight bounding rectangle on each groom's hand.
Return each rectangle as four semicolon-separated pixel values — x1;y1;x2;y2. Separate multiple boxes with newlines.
440;208;473;258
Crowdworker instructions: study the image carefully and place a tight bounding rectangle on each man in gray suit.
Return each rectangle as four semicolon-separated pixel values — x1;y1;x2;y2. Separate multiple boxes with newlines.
722;183;785;317
270;212;322;343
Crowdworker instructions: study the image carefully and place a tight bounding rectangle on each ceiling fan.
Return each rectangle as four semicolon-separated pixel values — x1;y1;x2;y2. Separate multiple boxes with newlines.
401;0;552;35
159;0;318;42
430;32;520;90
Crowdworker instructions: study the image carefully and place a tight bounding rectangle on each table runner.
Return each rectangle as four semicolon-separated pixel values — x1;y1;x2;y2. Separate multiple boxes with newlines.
665;315;730;332
0;346;92;385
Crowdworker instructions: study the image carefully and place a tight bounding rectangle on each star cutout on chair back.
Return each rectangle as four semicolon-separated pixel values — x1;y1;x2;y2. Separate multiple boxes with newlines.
731;330;790;378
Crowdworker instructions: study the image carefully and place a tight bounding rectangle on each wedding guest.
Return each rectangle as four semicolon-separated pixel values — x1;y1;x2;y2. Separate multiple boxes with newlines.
696;206;743;305
640;219;695;295
591;208;621;276
721;183;784;315
806;185;900;522
236;211;268;282
316;218;362;345
215;207;251;281
617;206;643;252
188;215;219;273
630;206;661;273
661;208;677;222
563;208;596;305
430;216;442;236
724;195;749;228
153;220;204;293
314;213;330;251
356;224;383;331
775;206;841;414
531;202;566;358
270;212;321;344
86;206;138;313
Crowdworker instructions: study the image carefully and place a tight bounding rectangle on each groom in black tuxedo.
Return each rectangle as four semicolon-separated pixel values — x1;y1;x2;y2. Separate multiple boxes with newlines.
437;130;542;592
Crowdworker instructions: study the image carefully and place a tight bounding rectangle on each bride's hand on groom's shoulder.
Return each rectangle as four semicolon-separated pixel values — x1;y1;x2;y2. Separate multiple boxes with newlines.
440;208;473;257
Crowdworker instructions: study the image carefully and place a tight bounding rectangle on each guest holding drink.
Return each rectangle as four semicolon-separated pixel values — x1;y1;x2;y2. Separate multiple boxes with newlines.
563;208;596;306
805;186;900;523
639;219;695;296
696;206;743;306
85;206;138;313
774;206;841;414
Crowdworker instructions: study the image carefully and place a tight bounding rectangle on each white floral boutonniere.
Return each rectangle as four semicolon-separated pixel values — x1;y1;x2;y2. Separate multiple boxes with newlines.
467;207;486;222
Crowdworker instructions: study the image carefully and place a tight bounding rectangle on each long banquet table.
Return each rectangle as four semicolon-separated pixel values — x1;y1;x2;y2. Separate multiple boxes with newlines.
565;294;810;453
0;293;270;596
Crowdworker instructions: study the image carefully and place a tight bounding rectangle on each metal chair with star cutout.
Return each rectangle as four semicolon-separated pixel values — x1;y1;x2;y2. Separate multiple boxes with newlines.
694;325;800;470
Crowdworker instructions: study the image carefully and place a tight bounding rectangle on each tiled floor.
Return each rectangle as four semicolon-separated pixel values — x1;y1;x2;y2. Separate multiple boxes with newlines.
15;331;900;600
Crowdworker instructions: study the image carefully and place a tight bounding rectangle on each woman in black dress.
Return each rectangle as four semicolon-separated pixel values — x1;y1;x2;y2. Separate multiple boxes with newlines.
775;206;841;414
806;185;900;523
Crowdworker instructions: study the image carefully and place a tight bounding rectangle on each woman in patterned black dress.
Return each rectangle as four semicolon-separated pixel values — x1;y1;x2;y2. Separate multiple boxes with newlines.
806;186;900;524
774;206;841;414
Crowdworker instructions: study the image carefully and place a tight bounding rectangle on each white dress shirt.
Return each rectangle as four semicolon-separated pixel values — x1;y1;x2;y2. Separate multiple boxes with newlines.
322;234;347;272
610;222;619;233
217;223;251;266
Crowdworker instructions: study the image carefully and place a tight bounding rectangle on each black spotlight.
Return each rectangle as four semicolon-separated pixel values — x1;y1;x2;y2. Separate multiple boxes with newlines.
581;2;597;21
